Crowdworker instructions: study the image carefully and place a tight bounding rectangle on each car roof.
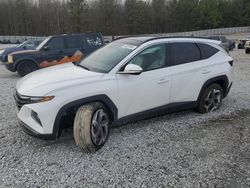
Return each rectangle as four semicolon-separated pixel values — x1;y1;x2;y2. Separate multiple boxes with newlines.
114;36;155;45
49;33;103;38
114;36;221;46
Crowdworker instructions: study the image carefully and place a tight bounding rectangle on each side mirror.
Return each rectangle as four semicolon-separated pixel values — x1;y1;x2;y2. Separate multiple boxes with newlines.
119;64;143;75
43;46;49;51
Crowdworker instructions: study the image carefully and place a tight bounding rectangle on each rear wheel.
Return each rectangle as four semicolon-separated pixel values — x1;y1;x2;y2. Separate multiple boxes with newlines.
16;61;38;77
73;102;110;152
196;83;223;113
246;48;250;54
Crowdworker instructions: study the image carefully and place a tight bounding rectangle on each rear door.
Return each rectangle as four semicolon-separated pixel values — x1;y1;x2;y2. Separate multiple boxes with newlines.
64;35;85;63
83;34;104;55
169;42;207;103
39;36;65;68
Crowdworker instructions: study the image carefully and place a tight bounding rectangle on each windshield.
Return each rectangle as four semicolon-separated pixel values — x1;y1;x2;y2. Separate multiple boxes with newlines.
17;41;27;48
36;37;51;50
79;41;137;73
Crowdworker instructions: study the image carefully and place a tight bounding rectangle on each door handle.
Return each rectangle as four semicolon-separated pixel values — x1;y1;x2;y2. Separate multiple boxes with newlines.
157;78;169;84
202;69;211;74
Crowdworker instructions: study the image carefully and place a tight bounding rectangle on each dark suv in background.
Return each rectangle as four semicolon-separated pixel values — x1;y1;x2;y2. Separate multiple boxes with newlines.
207;35;235;52
5;33;104;76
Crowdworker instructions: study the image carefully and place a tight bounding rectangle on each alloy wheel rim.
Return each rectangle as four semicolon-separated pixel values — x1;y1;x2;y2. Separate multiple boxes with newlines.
204;89;222;112
91;109;109;146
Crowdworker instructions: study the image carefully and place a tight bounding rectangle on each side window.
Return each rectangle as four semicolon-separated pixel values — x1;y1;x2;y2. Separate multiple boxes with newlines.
46;37;64;50
170;43;201;66
197;43;219;59
65;36;82;49
129;44;166;71
85;35;103;46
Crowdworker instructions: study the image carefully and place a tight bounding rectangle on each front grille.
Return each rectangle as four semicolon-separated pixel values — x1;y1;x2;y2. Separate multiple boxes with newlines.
14;91;30;110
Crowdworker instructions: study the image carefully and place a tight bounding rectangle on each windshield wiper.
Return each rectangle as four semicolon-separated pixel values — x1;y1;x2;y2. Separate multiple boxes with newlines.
77;64;90;71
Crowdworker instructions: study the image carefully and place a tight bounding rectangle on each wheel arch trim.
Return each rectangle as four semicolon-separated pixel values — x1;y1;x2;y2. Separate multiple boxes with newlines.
53;94;118;138
197;75;229;102
14;57;39;70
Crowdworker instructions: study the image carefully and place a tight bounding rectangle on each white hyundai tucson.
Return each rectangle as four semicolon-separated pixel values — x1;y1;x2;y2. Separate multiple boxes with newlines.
15;37;233;152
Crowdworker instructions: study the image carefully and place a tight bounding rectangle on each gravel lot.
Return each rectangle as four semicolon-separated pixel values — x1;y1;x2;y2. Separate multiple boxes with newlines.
0;38;250;187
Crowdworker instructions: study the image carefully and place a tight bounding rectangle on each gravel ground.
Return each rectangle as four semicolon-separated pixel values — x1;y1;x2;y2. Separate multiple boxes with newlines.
0;39;250;187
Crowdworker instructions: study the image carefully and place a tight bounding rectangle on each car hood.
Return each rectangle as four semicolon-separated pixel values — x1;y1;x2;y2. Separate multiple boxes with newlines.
1;47;24;61
16;63;104;96
10;49;38;56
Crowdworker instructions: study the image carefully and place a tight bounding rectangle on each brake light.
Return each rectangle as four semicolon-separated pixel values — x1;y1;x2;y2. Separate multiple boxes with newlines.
228;60;233;66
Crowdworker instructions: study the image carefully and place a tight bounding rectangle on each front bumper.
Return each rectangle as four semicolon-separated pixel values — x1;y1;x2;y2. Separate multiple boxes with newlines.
19;119;56;140
16;96;60;139
4;62;15;72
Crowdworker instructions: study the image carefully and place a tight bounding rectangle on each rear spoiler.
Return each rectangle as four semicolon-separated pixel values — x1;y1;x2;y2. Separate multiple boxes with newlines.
205;39;221;45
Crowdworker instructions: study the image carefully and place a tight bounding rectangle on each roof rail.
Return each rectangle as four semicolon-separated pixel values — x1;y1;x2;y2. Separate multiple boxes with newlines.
114;35;209;42
142;36;209;43
113;35;142;41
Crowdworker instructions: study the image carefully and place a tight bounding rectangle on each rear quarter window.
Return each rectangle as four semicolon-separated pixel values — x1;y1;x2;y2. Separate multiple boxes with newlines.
85;35;103;46
197;43;219;59
169;42;201;66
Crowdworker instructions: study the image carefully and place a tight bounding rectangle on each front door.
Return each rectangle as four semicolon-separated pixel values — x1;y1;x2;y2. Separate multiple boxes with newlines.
39;36;65;68
116;44;171;118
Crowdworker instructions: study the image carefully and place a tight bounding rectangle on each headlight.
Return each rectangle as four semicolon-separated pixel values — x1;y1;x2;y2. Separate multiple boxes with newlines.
29;96;55;103
7;55;14;63
14;91;54;110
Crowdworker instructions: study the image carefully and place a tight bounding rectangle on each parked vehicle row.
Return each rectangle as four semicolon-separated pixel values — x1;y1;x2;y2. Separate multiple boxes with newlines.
14;36;234;152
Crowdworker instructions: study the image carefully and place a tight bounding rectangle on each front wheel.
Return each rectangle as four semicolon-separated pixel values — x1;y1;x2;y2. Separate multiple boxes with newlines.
196;83;223;113
246;48;250;54
16;61;38;77
73;102;110;152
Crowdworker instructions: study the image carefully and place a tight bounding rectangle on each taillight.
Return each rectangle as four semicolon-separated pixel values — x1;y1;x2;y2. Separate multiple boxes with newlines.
228;60;233;66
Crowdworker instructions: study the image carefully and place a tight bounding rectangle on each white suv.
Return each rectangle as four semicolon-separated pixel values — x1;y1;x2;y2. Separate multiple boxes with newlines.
15;37;233;152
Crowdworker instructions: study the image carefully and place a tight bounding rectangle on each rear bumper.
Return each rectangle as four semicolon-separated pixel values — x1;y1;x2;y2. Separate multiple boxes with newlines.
19;119;56;140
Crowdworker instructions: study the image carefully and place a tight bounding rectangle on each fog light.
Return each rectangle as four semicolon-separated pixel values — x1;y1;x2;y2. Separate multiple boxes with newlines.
31;111;42;126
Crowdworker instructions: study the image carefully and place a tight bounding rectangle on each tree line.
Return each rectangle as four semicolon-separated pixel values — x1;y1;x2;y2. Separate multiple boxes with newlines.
0;0;249;36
